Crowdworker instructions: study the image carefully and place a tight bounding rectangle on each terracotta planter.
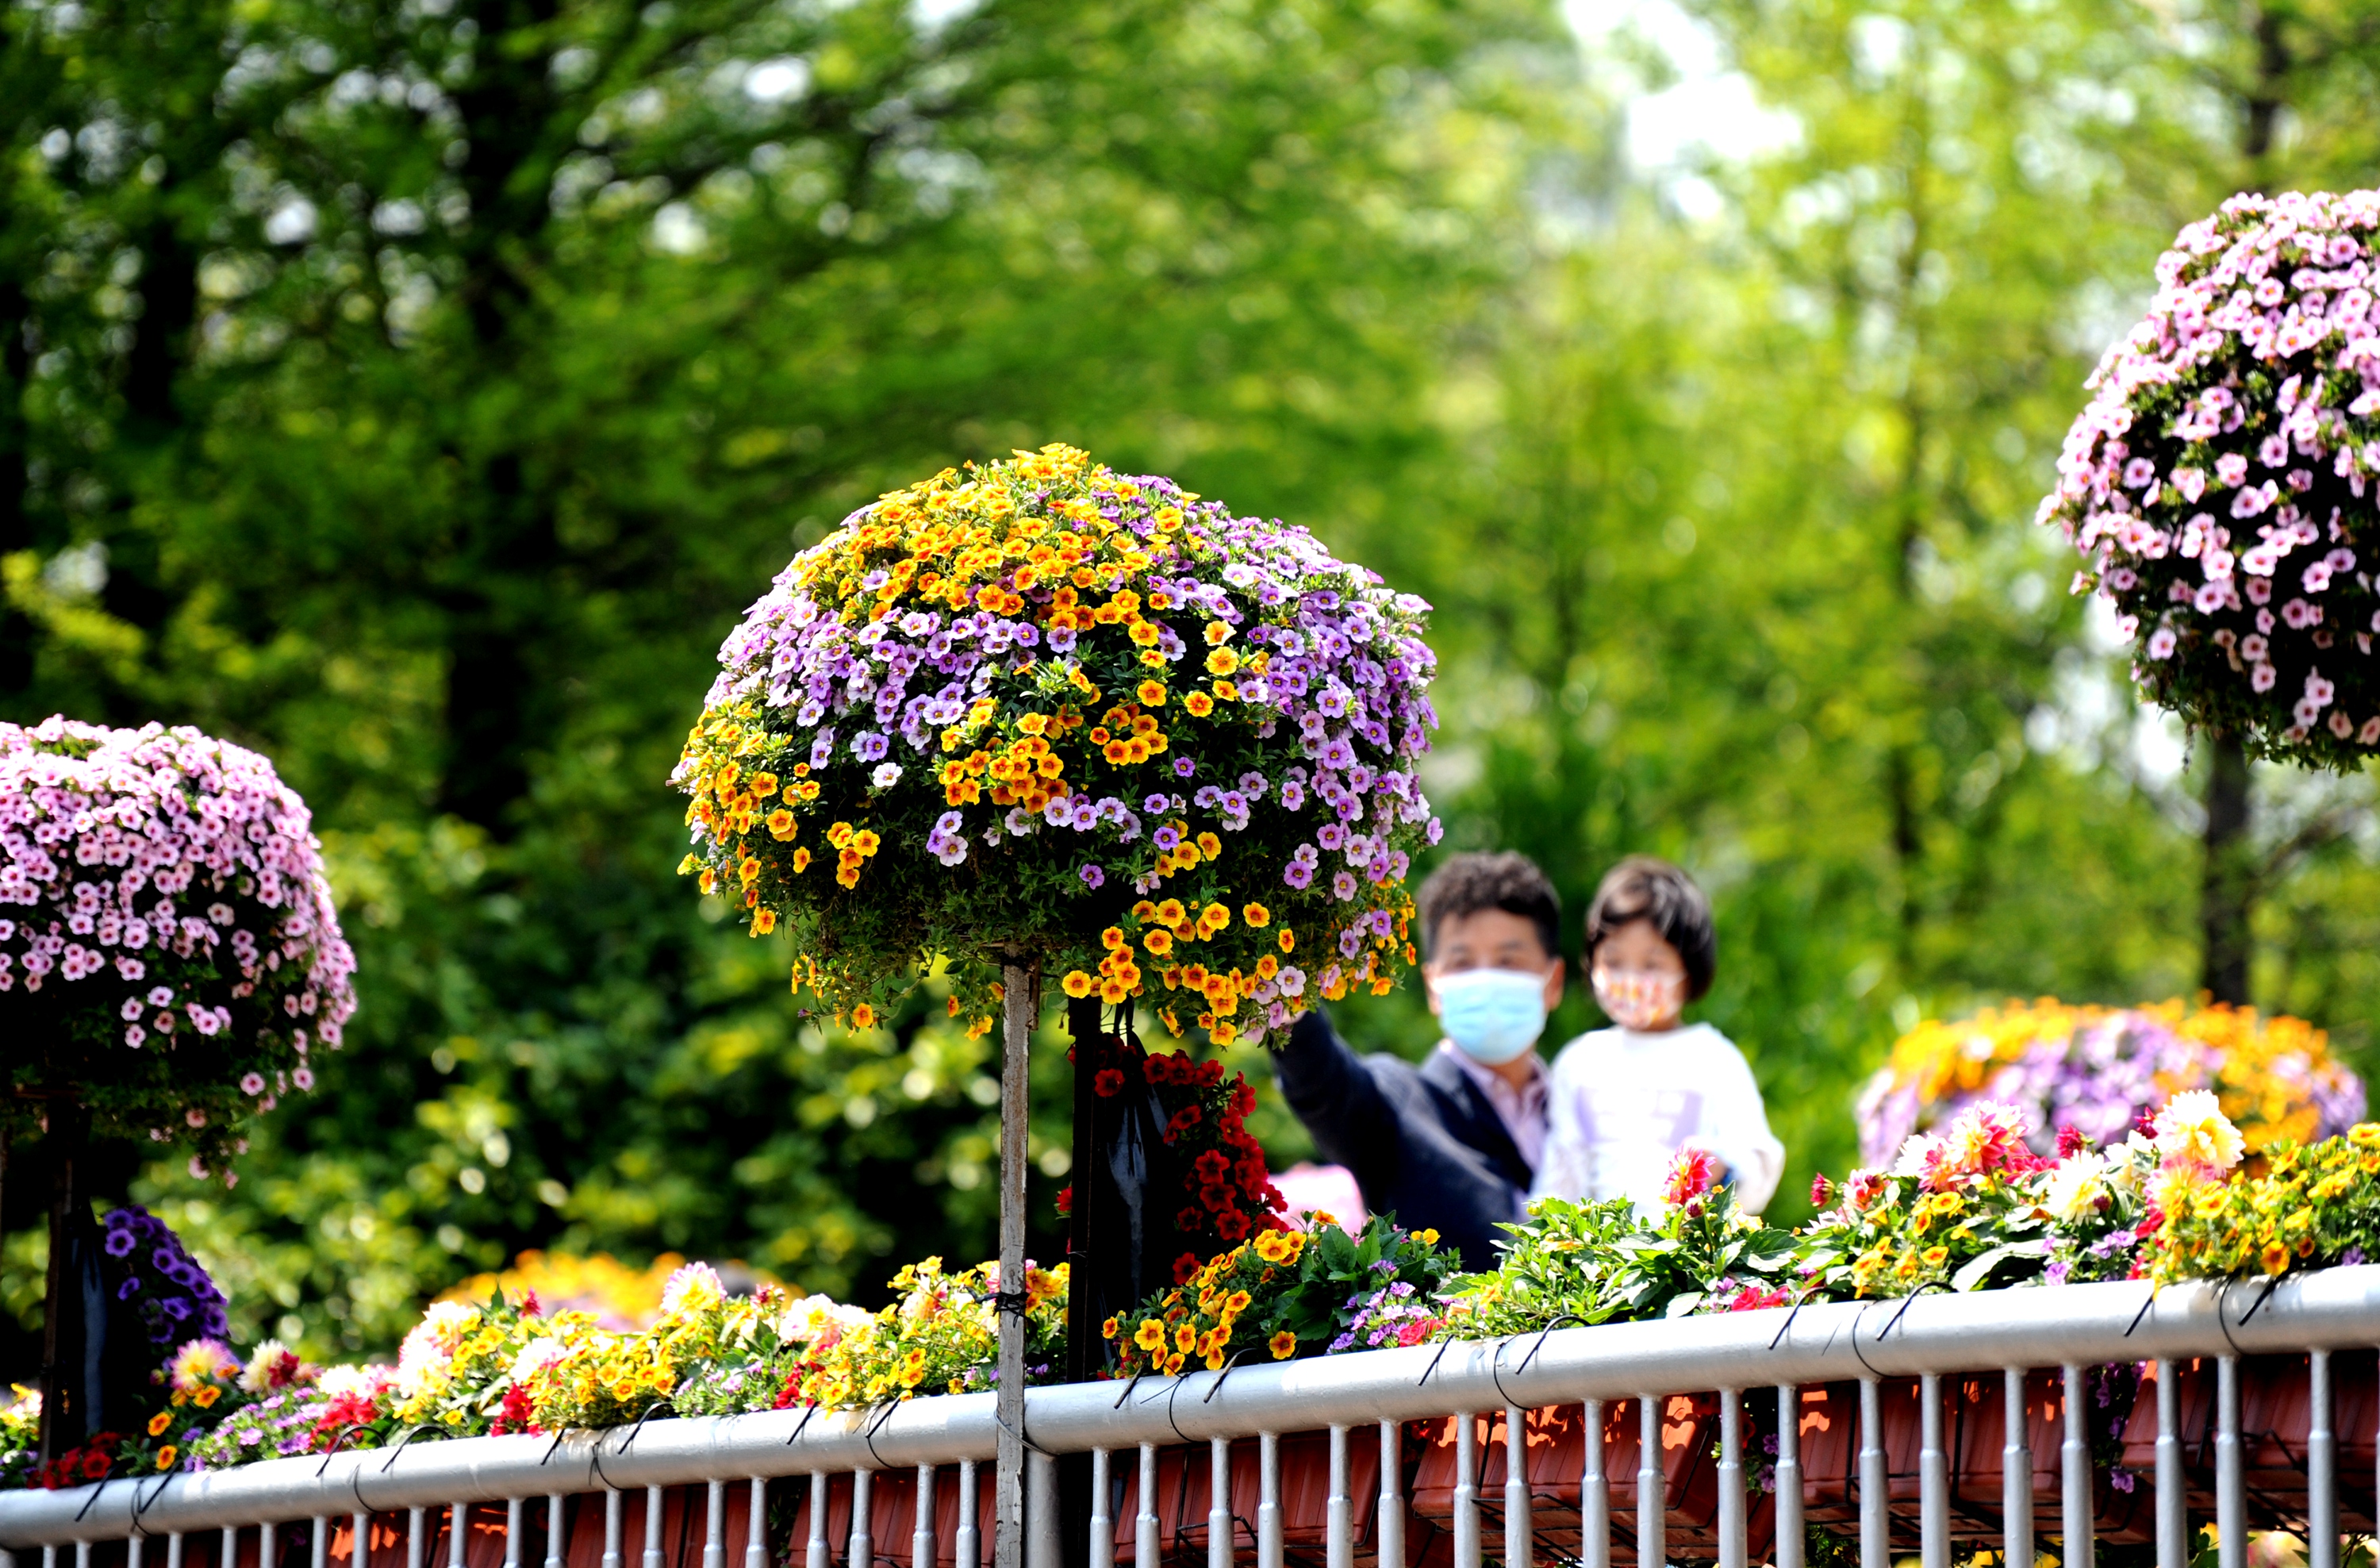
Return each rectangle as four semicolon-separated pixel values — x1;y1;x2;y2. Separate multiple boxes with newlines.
1796;1371;2152;1551
1410;1397;1767;1563
2116;1351;2380;1533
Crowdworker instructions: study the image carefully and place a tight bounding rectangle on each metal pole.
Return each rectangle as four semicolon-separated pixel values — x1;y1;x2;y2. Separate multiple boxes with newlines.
997;962;1036;1568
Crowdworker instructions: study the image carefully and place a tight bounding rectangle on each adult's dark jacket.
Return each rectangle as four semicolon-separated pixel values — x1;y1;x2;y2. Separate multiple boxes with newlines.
1269;1006;1533;1270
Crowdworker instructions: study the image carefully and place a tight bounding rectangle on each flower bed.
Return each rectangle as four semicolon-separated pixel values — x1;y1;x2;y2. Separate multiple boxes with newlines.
1858;996;2363;1167
13;1086;2380;1497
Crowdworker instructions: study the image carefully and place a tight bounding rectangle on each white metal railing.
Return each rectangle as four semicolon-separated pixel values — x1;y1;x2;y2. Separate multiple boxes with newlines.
7;1266;2380;1568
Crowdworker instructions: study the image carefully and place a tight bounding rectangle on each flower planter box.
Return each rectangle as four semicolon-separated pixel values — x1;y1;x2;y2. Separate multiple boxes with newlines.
2116;1352;2380;1533
1409;1398;1766;1563
1796;1372;2152;1550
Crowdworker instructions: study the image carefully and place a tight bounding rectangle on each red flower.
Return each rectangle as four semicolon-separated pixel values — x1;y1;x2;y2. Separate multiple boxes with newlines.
1214;1209;1251;1241
1193;1151;1230;1183
491;1382;540;1437
1177;1207;1204;1231
1095;1069;1125;1097
1054;1185;1073;1216
1810;1174;1833;1208
1172;1252;1201;1284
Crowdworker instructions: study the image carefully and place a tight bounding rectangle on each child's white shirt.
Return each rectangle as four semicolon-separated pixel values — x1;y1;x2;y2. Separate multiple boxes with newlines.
1530;1021;1784;1214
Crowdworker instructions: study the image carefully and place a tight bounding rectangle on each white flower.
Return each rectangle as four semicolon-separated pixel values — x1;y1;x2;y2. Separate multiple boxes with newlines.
2041;1154;2106;1221
398;1301;482;1370
509;1336;569;1385
1890;1133;1940;1178
660;1260;725;1316
2154;1089;2245;1176
872;763;903;788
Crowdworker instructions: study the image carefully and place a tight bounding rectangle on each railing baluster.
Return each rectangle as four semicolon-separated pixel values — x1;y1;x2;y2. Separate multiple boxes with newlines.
852;1469;874;1568
75;1542;89;1568
1774;1387;1801;1568
1377;1420;1403;1568
1208;1437;1232;1568
2155;1361;2184;1568
1505;1404;1531;1568
1856;1379;1884;1568
1718;1389;1743;1568
747;1482;768;1568
2310;1351;2336;1568
551;1496;568;1568
2062;1365;2093;1568
1581;1400;1606;1568
169;1532;186;1568
1453;1414;1478;1568
311;1515;328;1568
507;1500;524;1568
917;1465;939;1568
1089;1451;1111;1568
2217;1355;2241;1568
1919;1374;1944;1568
1257;1432;1282;1568
130;1531;146;1568
228;1523;242;1568
705;1481;727;1568
1638;1396;1664;1568
643;1487;663;1568
807;1475;829;1568
1326;1425;1350;1568
601;1491;621;1568
958;1462;980;1568
2002;1370;2032;1568
1134;1447;1156;1568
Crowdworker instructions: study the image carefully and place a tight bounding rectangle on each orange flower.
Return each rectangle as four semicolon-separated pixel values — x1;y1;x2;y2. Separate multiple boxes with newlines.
1242;903;1269;927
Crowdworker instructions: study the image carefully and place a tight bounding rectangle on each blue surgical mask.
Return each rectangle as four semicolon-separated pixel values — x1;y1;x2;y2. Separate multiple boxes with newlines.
1434;967;1549;1065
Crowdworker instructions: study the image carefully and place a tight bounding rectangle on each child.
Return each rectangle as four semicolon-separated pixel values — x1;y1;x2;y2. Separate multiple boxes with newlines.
1530;855;1784;1213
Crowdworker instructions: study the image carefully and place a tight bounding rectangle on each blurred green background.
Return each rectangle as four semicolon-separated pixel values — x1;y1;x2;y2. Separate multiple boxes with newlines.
8;0;2380;1369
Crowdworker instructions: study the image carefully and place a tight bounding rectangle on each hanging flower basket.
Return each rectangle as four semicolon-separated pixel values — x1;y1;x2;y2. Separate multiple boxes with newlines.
671;444;1441;1041
2040;189;2380;767
2;717;358;1169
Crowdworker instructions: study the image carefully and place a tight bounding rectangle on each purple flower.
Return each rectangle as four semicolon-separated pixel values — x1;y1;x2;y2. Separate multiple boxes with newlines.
1079;864;1105;889
1173;757;1196;778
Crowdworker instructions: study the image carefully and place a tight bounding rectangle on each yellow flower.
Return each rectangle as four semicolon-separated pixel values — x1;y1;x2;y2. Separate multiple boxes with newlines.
1062;970;1095;998
1137;681;1167;707
1224;1290;1253;1315
1101;1316;1120;1340
1174;1323;1197;1355
154;1447;177;1470
1269;1332;1296;1360
147;1411;173;1438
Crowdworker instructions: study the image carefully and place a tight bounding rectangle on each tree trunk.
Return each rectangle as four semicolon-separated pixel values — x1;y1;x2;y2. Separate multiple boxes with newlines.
2200;731;2253;1005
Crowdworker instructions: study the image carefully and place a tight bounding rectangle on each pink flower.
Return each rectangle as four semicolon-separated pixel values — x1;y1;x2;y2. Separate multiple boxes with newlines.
1662;1147;1718;1207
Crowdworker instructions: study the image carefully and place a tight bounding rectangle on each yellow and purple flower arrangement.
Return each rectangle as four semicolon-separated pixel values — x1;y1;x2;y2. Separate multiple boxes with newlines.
670;444;1441;1042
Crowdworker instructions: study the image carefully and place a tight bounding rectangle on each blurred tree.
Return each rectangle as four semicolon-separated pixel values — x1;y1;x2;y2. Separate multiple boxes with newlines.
0;0;1566;1361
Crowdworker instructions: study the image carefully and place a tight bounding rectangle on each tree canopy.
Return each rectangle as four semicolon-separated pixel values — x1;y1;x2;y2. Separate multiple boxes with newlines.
7;0;2380;1363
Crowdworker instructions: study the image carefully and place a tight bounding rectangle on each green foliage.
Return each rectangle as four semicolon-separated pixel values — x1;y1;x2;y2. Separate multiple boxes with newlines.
1443;1177;1794;1336
10;0;2380;1384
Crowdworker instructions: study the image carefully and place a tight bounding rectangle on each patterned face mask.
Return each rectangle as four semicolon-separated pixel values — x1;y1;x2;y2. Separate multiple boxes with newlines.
1591;966;1684;1031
